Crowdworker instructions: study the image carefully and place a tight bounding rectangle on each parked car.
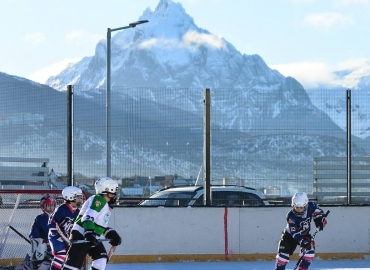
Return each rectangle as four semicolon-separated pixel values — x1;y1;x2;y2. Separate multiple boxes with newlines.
78;184;95;198
139;185;269;206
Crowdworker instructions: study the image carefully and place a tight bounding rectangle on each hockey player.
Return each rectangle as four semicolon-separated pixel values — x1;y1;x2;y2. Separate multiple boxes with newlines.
27;194;57;270
63;177;122;270
275;192;328;270
48;186;83;270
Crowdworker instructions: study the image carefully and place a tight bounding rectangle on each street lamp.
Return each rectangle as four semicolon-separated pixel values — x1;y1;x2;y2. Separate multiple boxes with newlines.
106;20;149;177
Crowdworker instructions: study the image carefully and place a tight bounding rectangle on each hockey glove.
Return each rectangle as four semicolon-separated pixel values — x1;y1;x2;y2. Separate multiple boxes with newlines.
314;216;327;231
105;228;122;246
299;236;311;250
84;230;98;247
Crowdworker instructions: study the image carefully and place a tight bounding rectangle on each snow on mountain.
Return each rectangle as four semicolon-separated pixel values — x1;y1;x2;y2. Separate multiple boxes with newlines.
332;61;370;90
42;0;369;176
47;56;93;90
47;0;284;90
307;88;370;139
46;0;342;137
28;58;82;85
306;61;370;139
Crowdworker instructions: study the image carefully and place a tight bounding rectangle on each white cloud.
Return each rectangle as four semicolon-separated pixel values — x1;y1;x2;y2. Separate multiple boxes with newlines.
138;38;158;49
271;58;370;89
336;0;370;7
66;30;85;41
24;32;46;44
304;12;354;29
182;30;226;49
27;58;82;84
333;58;370;88
335;58;369;70
137;37;179;49
65;30;103;46
270;61;338;88
137;31;226;51
292;0;317;3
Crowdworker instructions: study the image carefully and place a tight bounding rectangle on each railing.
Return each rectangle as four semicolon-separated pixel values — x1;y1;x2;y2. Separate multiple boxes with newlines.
313;156;370;203
0;157;50;188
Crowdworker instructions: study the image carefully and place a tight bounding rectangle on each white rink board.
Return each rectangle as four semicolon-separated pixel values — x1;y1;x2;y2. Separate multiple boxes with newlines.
108;206;370;256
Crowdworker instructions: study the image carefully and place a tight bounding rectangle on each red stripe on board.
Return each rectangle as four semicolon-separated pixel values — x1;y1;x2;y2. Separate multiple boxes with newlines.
224;207;229;260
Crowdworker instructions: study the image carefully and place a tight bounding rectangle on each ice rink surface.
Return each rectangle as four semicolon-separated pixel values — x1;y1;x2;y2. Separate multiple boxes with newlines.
105;260;370;270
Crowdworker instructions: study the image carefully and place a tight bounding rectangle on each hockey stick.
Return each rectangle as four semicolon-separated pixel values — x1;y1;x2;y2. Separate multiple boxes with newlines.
107;246;116;260
8;225;32;244
293;210;330;270
8;225;53;260
55;223;71;245
71;239;111;244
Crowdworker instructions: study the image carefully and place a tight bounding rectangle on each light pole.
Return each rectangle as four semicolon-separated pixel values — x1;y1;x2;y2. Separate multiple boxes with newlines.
106;20;148;177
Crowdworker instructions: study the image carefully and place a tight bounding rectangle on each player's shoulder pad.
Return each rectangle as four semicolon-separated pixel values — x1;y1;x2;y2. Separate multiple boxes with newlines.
307;201;318;211
90;194;108;211
286;210;294;221
56;203;69;212
308;201;317;207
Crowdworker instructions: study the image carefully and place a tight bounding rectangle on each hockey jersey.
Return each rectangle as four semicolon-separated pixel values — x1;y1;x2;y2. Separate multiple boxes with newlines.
72;194;112;236
284;202;324;243
48;203;80;239
29;213;49;241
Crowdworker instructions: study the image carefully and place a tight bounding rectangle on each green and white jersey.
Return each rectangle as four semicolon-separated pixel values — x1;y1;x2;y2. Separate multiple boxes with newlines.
72;194;112;236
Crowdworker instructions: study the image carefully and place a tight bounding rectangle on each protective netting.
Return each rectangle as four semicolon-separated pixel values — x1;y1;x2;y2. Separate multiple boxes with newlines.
0;190;67;268
1;82;370;203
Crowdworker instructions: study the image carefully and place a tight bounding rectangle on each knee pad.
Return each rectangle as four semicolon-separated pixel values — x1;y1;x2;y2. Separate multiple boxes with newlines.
91;257;107;270
301;249;315;261
63;264;80;270
51;249;67;270
298;249;315;270
37;261;50;270
276;252;289;266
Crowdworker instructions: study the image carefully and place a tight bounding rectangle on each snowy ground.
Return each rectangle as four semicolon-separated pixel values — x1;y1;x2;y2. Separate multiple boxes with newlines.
105;260;370;270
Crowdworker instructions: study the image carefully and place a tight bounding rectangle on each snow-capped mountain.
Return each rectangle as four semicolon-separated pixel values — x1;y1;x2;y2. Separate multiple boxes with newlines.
44;0;369;174
47;0;284;90
47;0;370;140
307;88;370;139
306;62;370;139
45;0;348;138
1;0;369;188
332;62;370;90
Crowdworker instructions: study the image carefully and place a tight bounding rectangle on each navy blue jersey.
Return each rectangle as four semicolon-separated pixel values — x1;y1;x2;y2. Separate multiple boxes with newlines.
48;203;80;239
284;202;324;243
29;213;49;241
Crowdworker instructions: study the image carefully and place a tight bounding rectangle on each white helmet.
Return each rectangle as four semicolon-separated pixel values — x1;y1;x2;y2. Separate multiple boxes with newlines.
95;177;119;206
95;177;119;195
291;192;308;217
62;186;83;201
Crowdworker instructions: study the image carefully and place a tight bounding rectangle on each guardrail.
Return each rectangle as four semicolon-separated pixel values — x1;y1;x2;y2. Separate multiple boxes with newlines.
313;156;370;202
0;157;50;187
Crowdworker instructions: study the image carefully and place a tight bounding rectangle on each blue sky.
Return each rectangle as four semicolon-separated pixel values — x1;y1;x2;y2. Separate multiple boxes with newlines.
1;0;369;88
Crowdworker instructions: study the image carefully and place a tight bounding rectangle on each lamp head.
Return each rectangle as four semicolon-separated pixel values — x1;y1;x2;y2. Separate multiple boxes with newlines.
129;20;149;28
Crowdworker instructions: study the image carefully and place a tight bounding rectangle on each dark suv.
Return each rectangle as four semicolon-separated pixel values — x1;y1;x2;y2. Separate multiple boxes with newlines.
139;185;269;206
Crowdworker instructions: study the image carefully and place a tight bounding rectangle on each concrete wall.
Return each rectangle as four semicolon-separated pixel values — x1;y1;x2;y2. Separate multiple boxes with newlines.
107;206;370;262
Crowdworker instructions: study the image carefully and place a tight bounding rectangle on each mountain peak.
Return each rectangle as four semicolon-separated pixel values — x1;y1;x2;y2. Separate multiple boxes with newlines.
151;0;193;30
155;0;181;13
46;0;282;90
156;0;171;11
